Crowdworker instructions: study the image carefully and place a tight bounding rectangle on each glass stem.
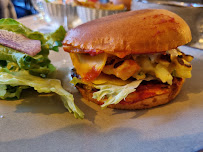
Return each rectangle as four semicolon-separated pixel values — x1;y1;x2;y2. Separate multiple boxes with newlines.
63;0;68;31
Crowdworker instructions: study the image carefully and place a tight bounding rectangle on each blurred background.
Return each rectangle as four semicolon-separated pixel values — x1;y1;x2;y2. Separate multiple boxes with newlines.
0;0;202;19
0;0;36;19
11;0;37;18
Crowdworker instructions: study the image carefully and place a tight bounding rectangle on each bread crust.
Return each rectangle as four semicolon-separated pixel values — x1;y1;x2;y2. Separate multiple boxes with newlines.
76;78;185;110
63;9;191;58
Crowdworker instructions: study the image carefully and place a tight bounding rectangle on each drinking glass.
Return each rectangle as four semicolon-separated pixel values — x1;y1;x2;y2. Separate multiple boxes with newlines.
31;0;46;20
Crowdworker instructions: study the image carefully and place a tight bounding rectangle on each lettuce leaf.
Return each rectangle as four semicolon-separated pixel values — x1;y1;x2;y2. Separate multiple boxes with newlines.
0;18;66;52
0;84;7;97
71;77;84;86
0;18;66;77
44;26;66;52
93;80;142;108
71;77;142;108
0;18;33;36
0;70;84;119
0;45;54;76
0;84;28;99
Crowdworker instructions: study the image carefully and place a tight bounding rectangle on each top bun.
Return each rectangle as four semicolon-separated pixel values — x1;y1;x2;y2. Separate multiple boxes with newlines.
63;9;192;58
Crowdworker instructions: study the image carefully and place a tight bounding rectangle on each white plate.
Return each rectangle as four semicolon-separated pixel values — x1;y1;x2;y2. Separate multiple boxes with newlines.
0;46;203;152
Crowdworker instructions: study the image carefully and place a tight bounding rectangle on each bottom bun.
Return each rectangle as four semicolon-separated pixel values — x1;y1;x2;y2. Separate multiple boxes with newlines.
76;78;185;110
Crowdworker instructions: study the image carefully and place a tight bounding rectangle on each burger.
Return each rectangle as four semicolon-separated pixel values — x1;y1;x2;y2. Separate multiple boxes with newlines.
63;9;193;110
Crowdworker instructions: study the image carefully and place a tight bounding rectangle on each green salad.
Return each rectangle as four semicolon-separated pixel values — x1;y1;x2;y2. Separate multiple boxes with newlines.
0;18;84;119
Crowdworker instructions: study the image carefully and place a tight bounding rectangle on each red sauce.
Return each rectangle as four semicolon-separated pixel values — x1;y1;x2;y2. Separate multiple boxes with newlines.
169;17;175;23
119;82;170;105
152;30;165;37
82;66;101;82
84;49;104;56
153;14;164;18
157;17;175;24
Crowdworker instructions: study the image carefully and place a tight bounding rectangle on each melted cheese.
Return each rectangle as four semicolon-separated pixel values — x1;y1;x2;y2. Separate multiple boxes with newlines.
92;73;132;86
70;49;192;85
70;53;107;81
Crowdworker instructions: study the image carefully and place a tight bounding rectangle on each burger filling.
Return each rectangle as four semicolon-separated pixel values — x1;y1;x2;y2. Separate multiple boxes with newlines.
102;49;193;85
69;48;193;108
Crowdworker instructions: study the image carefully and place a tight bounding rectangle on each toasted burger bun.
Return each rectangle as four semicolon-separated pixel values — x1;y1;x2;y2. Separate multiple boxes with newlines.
75;77;184;110
63;9;192;58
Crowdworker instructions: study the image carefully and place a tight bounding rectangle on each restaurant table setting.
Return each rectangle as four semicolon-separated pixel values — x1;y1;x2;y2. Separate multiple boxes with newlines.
0;0;203;152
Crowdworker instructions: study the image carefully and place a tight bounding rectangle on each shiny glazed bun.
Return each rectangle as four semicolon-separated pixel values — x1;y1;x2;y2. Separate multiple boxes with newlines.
63;9;192;58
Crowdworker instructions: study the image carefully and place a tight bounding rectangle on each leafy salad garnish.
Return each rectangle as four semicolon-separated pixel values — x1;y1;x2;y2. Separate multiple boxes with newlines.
0;70;84;118
0;18;84;119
